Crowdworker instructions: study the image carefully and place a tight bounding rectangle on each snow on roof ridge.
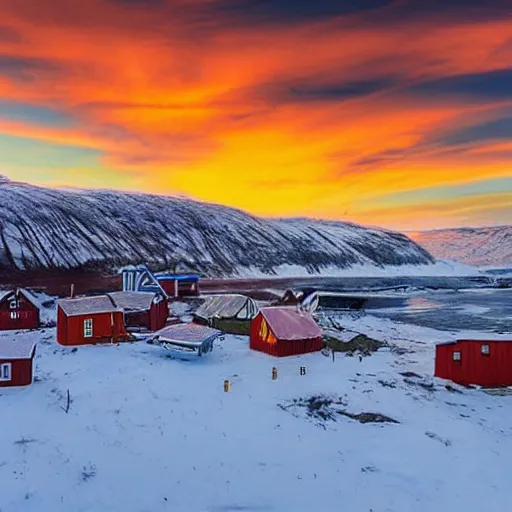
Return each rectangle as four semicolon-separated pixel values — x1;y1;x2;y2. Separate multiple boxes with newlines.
0;338;36;359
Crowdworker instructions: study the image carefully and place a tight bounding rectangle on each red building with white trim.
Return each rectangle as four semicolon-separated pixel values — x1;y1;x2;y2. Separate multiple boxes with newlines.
0;338;36;387
435;339;512;387
57;295;126;346
0;289;40;331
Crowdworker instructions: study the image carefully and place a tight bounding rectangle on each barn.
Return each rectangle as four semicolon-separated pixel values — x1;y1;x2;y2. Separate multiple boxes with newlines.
107;291;168;332
250;307;323;357
194;294;258;334
57;295;126;346
0;288;40;331
157;275;200;298
0;338;36;387
435;339;512;387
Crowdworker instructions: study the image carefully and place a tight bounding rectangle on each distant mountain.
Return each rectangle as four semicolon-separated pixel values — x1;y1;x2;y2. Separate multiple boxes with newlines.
410;226;512;268
0;178;435;276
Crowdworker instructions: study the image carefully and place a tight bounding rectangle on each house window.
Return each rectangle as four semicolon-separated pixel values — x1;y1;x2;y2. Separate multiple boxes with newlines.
10;311;19;320
0;363;11;381
84;319;93;337
9;300;17;309
481;344;490;355
453;351;461;361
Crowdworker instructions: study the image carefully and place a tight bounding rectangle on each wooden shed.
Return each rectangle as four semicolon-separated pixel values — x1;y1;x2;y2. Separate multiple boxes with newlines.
57;295;126;346
250;307;323;357
435;339;512;387
194;294;258;334
107;291;168;332
157;275;200;298
0;338;36;387
0;288;40;331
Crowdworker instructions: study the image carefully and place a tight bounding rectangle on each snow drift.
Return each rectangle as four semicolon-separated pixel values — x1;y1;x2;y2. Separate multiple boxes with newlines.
410;226;512;268
0;178;435;275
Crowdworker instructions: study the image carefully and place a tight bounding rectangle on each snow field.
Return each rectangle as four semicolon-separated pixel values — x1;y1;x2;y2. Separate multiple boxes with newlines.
1;314;511;512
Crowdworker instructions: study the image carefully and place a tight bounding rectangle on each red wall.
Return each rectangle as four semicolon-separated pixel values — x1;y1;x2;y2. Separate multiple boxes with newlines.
0;292;39;331
149;300;169;331
435;340;512;387
249;313;323;357
57;307;126;346
0;357;34;387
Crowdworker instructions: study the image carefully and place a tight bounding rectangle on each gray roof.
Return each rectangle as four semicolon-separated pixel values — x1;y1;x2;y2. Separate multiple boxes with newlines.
107;291;159;312
0;338;36;359
58;295;121;317
155;323;221;343
194;294;257;320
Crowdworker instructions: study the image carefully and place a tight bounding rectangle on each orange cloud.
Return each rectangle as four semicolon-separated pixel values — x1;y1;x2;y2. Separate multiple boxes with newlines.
0;0;511;229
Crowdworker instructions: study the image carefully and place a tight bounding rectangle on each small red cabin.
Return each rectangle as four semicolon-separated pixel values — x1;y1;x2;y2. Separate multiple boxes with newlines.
158;275;200;298
57;295;126;346
0;289;40;331
107;291;168;332
435;339;512;387
250;307;323;357
0;338;36;387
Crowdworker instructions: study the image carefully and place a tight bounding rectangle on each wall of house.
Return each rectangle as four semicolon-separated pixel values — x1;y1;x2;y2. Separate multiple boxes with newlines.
57;311;125;346
149;300;169;331
0;292;39;330
435;340;512;387
0;357;34;387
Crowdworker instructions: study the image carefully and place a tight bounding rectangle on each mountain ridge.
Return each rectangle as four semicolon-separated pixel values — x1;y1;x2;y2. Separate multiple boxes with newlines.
0;179;435;276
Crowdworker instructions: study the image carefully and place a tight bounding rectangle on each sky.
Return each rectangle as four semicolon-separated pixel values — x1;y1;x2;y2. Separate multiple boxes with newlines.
0;0;511;231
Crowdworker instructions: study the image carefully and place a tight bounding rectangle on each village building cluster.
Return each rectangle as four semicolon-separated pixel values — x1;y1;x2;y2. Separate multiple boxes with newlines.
0;264;510;389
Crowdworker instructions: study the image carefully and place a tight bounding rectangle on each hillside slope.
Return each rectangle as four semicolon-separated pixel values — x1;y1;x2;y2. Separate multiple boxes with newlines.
410;226;512;268
0;178;435;275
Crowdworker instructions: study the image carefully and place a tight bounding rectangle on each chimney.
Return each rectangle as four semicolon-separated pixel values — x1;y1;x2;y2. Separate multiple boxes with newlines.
70;283;75;298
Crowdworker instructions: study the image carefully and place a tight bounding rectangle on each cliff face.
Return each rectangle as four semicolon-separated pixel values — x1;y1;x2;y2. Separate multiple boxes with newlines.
0;179;434;276
410;226;512;268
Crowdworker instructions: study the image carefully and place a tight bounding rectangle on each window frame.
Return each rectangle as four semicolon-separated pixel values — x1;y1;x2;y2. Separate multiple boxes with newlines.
453;351;461;362
0;363;12;381
481;344;490;356
9;311;20;320
9;299;17;309
83;318;93;338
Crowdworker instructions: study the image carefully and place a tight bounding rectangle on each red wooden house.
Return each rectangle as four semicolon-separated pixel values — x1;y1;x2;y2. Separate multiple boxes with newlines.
250;307;323;357
0;288;40;331
0;338;36;387
157;275;200;298
107;291;168;331
435;339;512;387
57;295;126;346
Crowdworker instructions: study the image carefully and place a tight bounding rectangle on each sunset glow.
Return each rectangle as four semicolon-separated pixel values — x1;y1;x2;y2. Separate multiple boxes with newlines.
0;0;511;230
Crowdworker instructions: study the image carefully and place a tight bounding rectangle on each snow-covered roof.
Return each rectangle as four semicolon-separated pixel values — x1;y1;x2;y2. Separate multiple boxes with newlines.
107;291;159;312
0;288;41;310
260;307;322;341
58;295;121;317
194;294;257;320
0;338;36;360
155;323;221;343
437;338;512;346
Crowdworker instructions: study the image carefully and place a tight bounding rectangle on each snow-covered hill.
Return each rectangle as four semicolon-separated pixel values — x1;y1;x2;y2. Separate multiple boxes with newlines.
410;226;512;268
0;178;434;275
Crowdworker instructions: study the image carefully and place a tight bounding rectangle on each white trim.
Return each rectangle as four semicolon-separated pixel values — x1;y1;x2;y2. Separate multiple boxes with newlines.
0;362;12;381
481;344;490;355
453;351;461;361
84;318;93;338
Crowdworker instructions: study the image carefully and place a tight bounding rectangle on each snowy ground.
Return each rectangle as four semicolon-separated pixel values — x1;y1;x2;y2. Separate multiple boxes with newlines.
1;313;512;512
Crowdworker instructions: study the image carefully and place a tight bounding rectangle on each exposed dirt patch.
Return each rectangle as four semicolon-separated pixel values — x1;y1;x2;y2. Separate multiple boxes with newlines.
279;395;399;427
323;334;384;355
